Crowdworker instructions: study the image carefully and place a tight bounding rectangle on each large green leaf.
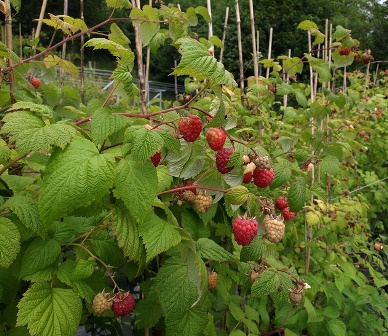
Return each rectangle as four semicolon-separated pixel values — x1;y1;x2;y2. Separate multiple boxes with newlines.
1;111;76;154
19;238;61;279
3;196;45;236
130;5;160;46
0;217;20;268
134;297;162;329
156;254;203;316
115;156;158;221
91;107;129;144
251;269;280;297
139;213;181;262
174;37;236;87
165;305;208;336
39;137;115;225
17;282;82;336
196;238;233;261
287;177;306;212
113;203;144;262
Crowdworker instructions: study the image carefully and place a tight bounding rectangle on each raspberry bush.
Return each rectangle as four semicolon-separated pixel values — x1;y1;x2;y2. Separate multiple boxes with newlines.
0;2;387;336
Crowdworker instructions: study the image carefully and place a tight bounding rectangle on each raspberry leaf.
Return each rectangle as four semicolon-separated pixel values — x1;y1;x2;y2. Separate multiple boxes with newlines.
287;177;306;212
130;6;160;46
6;101;54;118
165;305;208;336
19;238;61;279
39;137;115;225
327;319;347;336
1;111;76;154
174;37;237;87
207;99;226;128
270;159;292;189
166;141;206;179
91;107;129;144
139;213;181;262
124;126;164;164
113;203;144;262
196;238;234;261
133;297;162;329
181;209;211;241
251;269;280;298
0;218;20;268
115;156;157;221
17;282;82;336
156;165;174;193
2;196;45;237
106;0;131;9
319;155;340;175
240;237;265;262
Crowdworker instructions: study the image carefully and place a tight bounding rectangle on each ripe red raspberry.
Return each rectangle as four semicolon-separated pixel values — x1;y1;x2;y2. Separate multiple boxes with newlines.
92;291;112;315
30;77;41;89
216;148;234;174
178;115;202;142
253;168;274;188
112;291;136;317
282;207;297;221
206;128;227;151
151;152;161;167
193;194;213;213
339;47;351;56
208;271;218;288
232;215;258;246
275;196;288;210
243;172;253;184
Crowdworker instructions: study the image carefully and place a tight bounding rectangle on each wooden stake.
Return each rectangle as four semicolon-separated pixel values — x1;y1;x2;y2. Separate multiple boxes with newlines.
80;0;85;103
60;0;68;86
249;0;258;83
145;0;152;103
266;27;273;79
235;0;244;104
34;0;48;46
219;6;229;63
132;0;147;114
4;0;15;102
207;0;213;39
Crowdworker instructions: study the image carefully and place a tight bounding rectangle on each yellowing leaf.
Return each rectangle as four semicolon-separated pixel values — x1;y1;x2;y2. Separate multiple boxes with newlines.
306;211;321;226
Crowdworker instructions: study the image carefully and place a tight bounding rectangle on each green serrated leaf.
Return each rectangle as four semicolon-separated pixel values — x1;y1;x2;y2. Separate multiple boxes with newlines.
320;155;340;175
240;237;265;262
125;127;164;164
174;37;236;87
130;6;160;46
165;304;208;336
332;25;351;41
17;282;82;336
181;209;211;240
207;100;226;128
1;111;76;154
0;217;20;268
157;165;173;193
39;137;115;225
3;196;45;236
113;204;144;261
327;319;346;336
91;107;129;144
271;159;292;189
196;238;233;261
106;0;131;9
108;23;130;47
204;313;217;336
294;89;308;107
20;238;61;279
158;130;181;153
251;269;280;297
287;177;306;212
156;255;202;316
283;57;303;76
115;156;157;221
134;296;162;328
332;50;354;68
139;213;181;262
229;302;245;321
297;20;318;31
304;296;317;323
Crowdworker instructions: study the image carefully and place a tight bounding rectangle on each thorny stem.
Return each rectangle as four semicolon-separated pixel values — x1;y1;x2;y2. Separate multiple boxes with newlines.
157;185;228;197
0;152;28;176
70;242;119;290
